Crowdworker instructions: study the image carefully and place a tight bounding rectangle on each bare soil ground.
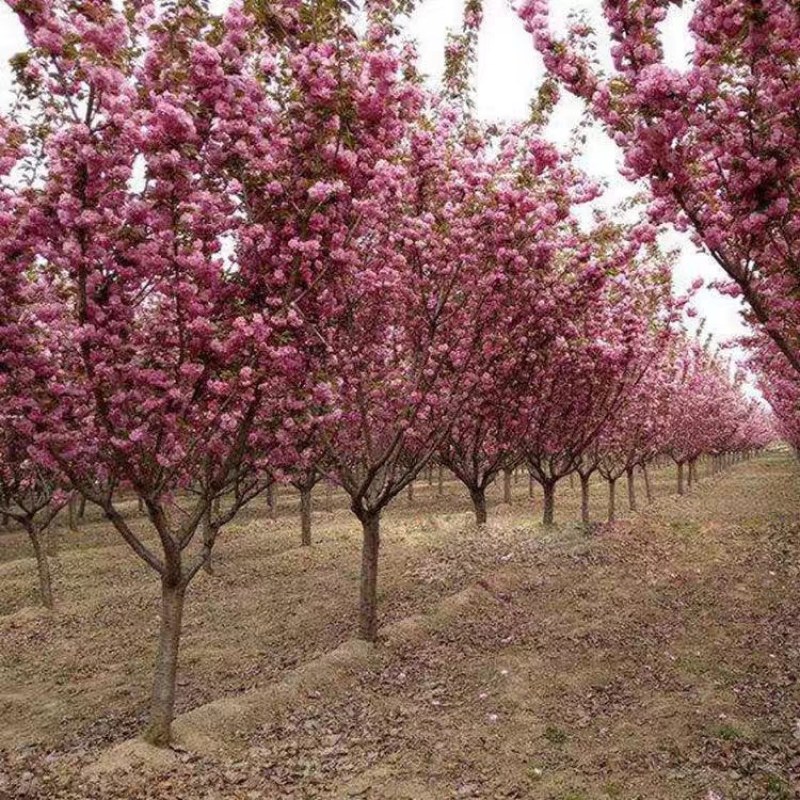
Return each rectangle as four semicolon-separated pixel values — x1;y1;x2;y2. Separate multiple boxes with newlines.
0;454;798;799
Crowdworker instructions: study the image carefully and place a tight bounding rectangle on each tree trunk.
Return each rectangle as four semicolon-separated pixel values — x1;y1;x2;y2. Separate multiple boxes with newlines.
143;580;186;747
607;478;617;522
642;464;653;503
202;506;215;575
358;514;381;642
687;460;694;488
68;496;79;532
580;474;590;524
78;495;86;519
677;462;685;495
300;486;312;547
542;481;556;526
266;483;276;519
407;480;414;505
437;464;444;496
470;487;487;526
626;467;637;512
46;525;59;557
28;526;54;610
529;474;534;499
502;468;512;504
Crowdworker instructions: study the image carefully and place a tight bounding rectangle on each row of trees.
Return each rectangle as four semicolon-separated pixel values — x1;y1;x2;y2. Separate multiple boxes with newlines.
0;0;778;748
520;0;800;461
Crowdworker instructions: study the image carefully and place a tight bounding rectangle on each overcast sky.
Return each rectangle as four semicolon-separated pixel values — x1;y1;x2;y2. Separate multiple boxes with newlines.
0;0;750;364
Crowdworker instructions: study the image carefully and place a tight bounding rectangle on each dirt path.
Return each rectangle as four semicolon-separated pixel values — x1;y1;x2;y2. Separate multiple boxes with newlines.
1;452;798;799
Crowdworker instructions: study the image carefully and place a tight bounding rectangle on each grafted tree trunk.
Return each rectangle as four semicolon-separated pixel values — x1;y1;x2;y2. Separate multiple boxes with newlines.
143;579;187;746
27;525;54;610
677;462;685;495
626;467;637;512
542;481;556;526
358;514;381;642
579;473;591;524
502;468;512;504
607;478;617;522
642;464;653;503
470;486;487;526
299;485;312;546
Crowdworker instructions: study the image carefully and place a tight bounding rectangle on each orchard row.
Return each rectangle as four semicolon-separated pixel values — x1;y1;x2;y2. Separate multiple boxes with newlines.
0;0;788;749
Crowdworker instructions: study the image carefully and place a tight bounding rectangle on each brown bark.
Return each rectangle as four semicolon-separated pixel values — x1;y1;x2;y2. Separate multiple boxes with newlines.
607;478;617;522
642;464;653;503
202;506;215;575
470;487;487;526
626;467;637;512
68;495;79;532
358;515;381;642
143;580;186;746
580;474;591;524
502;468;512;504
300;486;312;546
542;481;556;526
677;462;685;495
407;480;414;505
437;464;444;496
27;525;54;610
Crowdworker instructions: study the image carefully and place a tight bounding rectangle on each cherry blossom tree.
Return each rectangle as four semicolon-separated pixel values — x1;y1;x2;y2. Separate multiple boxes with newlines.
0;0;338;746
435;134;602;527
0;163;68;607
521;0;800;379
312;102;604;638
519;223;673;525
749;337;800;455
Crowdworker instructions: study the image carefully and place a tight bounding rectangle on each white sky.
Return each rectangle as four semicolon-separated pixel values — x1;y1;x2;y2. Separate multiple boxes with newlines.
0;0;749;361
